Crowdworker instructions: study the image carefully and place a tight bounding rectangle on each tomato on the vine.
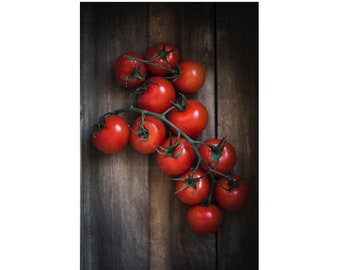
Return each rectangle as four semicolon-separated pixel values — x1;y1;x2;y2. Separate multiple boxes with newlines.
199;138;237;175
167;99;209;138
214;175;249;211
137;76;176;114
130;115;166;154
92;114;130;154
145;42;179;76
156;136;195;175
114;51;147;88
173;60;206;93
187;204;222;235
175;168;210;205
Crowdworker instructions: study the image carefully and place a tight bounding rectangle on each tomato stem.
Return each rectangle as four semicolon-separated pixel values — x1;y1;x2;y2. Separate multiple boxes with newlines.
123;54;178;75
124;61;146;85
94;102;235;202
201;176;217;206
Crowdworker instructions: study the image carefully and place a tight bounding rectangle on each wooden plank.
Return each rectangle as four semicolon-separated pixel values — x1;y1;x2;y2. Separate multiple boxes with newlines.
172;3;217;270
148;3;217;269
81;3;149;270
215;3;259;270
148;4;178;270
148;3;217;270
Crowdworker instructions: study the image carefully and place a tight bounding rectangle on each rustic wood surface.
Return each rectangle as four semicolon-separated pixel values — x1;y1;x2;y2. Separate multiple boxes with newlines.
81;3;258;270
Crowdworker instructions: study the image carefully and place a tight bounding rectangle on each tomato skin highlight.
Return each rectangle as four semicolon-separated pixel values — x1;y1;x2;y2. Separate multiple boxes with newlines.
137;76;176;114
145;42;179;76
187;205;223;235
114;51;147;88
214;176;249;211
173;60;206;93
130;115;166;154
175;168;210;205
92;115;130;154
156;136;195;176
199;138;237;175
167;99;209;138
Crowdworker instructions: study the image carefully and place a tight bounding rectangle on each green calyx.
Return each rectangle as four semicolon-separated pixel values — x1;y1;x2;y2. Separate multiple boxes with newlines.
122;55;146;86
208;137;227;168
92;114;109;133
172;172;205;194
130;114;149;142
171;92;188;111
224;174;240;191
125;64;145;84
156;135;184;158
151;43;173;66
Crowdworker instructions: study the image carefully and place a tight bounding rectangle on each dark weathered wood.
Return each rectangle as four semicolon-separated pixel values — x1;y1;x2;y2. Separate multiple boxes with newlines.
216;3;259;270
147;3;217;269
81;3;149;270
169;3;217;270
81;3;258;270
148;3;178;270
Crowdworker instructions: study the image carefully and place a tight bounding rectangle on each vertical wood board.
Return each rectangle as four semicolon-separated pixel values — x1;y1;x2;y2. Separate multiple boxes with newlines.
216;3;259;270
81;3;149;270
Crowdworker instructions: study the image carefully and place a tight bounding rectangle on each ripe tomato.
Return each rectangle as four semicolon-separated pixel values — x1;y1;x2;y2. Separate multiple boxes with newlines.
92;114;130;154
167;99;209;138
198;138;237;175
114;51;147;88
175;168;210;205
156;136;194;175
137;76;176;114
130;115;166;154
187;204;222;235
214;175;249;211
173;60;206;93
145;42;179;76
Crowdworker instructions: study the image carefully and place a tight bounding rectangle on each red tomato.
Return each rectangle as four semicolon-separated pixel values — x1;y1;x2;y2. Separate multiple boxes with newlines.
173;60;206;93
114;51;147;88
175;168;210;205
187;204;222;235
167;99;209;138
92;115;130;154
145;42;179;76
137;76;176;114
198;138;237;175
156;136;195;175
130;115;166;154
214;175;249;211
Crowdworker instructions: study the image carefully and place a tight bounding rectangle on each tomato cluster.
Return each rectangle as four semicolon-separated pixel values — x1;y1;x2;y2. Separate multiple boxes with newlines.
92;42;249;235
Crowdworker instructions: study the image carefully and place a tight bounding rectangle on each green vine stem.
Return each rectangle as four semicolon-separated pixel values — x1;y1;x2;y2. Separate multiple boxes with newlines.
123;54;181;81
94;100;237;205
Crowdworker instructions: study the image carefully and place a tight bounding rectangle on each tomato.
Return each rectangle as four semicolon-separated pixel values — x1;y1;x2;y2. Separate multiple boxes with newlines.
137;76;176;113
145;42;179;76
130;115;166;154
92;114;130;154
156;136;195;175
214;175;249;211
187;204;222;235
199;138;237;175
114;51;147;88
167;99;209;138
173;60;206;93
175;168;210;205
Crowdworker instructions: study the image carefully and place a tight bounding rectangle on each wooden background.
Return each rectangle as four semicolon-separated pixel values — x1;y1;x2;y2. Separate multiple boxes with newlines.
81;2;258;270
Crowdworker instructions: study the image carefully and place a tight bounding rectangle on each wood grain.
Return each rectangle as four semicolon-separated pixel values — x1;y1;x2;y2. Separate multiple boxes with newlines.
81;3;149;270
170;3;217;270
81;3;258;269
216;3;259;270
148;3;177;270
